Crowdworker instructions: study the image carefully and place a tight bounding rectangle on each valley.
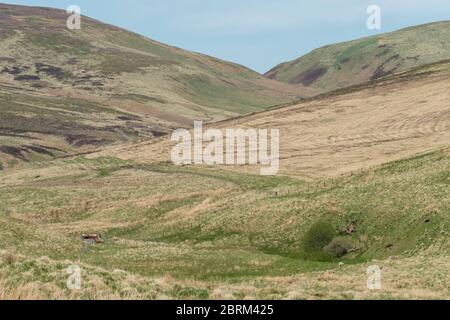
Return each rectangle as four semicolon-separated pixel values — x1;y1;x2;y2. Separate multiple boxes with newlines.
0;3;449;300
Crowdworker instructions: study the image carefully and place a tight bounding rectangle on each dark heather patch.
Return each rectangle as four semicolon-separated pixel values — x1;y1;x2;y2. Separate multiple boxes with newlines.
0;130;37;139
375;49;390;57
371;54;400;80
25;145;54;156
30;81;49;89
118;115;140;121
152;131;167;138
2;66;28;75
35;63;65;80
0;146;28;161
91;81;104;87
0;57;16;63
112;94;167;104
80;74;95;80
65;134;109;147
288;66;328;86
14;75;41;81
35;144;67;153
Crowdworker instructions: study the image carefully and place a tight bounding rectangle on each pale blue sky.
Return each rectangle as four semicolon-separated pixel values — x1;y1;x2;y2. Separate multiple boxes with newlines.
3;0;450;73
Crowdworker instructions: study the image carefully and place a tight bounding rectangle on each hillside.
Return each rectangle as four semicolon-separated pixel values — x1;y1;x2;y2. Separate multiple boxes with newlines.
0;144;448;299
0;3;314;166
97;60;450;180
265;21;450;92
1;4;449;300
0;57;449;301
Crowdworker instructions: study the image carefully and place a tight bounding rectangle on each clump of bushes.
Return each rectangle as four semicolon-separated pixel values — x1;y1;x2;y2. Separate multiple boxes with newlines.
302;221;336;260
302;221;336;253
302;221;354;260
323;237;353;257
171;285;209;299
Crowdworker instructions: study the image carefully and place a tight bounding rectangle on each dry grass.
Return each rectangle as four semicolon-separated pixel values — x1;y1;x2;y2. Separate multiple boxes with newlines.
1;250;448;300
92;68;450;180
1;20;449;299
0;147;448;300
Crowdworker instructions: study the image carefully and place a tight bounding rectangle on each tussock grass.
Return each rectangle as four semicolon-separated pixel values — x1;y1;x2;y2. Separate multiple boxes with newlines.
0;149;449;299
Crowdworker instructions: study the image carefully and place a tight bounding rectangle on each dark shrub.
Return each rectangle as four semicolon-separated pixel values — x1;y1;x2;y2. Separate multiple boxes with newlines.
323;237;353;257
302;221;336;255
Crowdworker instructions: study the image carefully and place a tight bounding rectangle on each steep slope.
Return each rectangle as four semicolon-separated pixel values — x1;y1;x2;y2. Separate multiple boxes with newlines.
0;3;312;119
1;45;449;300
0;83;175;166
0;3;314;166
265;21;450;93
95;60;450;179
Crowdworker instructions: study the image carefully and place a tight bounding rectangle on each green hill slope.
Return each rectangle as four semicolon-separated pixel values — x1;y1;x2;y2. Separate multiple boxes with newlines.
0;4;312;120
0;3;314;166
265;21;450;92
0;148;448;299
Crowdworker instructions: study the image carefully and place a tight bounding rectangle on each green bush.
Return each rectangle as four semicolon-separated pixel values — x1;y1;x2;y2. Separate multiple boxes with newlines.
171;285;209;299
302;221;336;256
98;168;110;177
323;237;353;257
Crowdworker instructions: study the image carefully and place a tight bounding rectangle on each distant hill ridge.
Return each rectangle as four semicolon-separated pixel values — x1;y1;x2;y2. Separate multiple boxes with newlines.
265;21;450;92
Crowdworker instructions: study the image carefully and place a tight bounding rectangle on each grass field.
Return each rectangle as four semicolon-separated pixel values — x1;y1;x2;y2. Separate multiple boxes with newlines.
0;147;448;299
1;56;449;300
1;3;450;301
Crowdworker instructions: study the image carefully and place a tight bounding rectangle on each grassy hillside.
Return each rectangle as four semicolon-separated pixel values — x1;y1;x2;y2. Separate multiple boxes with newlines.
0;3;311;119
98;60;450;180
1;4;449;300
0;82;175;166
0;3;316;167
0;148;448;299
266;21;450;92
1;60;449;298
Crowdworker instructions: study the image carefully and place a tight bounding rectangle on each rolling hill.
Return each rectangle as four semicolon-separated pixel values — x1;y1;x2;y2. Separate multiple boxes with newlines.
0;4;449;300
0;66;449;300
1;58;449;297
1;148;449;299
265;21;450;93
98;60;450;180
0;3;313;167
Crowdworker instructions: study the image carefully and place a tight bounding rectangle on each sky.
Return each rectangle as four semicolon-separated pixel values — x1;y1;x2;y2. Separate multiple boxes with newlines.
2;0;450;73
